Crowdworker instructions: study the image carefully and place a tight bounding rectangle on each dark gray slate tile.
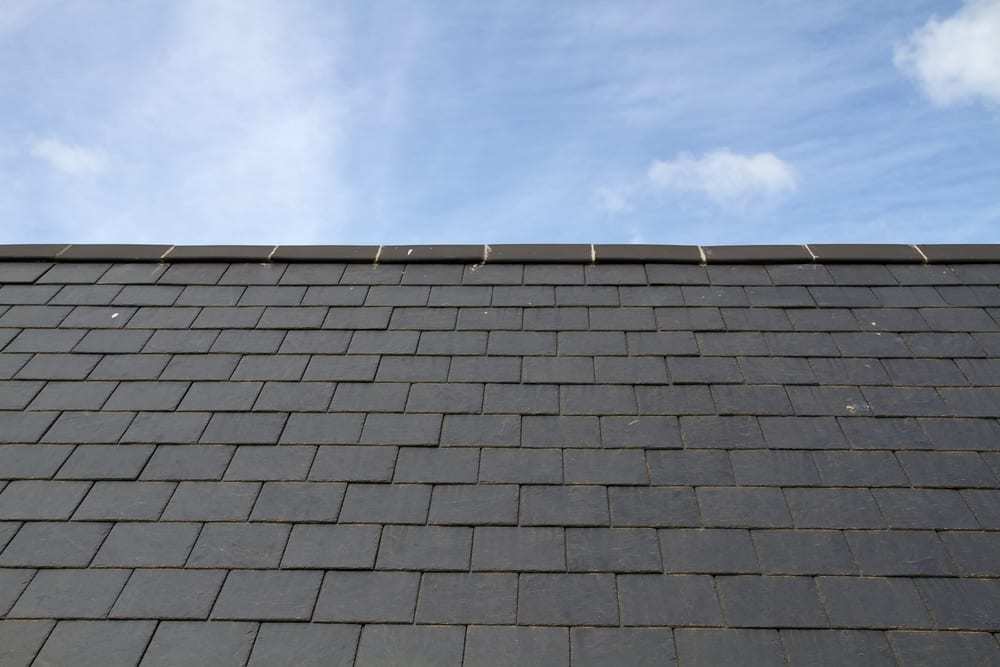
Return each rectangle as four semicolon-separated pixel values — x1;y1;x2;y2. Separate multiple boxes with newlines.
660;528;758;574
609;486;699;527
314;571;419;622
224;446;315;480
0;521;110;566
355;625;464;666
33;621;155;667
718;575;827;628
111;569;225;619
415;572;516;623
339;483;430;523
566;527;662;572
428;484;518;525
479;448;561;483
874;489;979;529
752;529;856;575
248;623;359;667
564;449;647;484
520;485;609;526
42;411;133;443
122;412;211;443
916;579;1000;631
940;531;1000;575
0;480;90;519
786;488;884;529
92;522;201;567
140;621;258;667
698;487;791;528
675;628;785;667
376;525;472;570
10;569;129;618
471;526;565;571
846;530;954;576
465;626;568;667
309;445;397;482
281;524;381;568
523;416;601;448
818;576;932;629
0;444;72;479
201;413;286;444
571;628;674;667
249;481;346;521
0;619;55;667
359;413;441;445
161;481;260;521
212;570;322;621
518;573;618;625
618;574;722;626
187;523;289;568
888;630;1000;665
280;413;364;444
441;415;520;447
141;445;233;480
781;630;895;667
681;415;764;449
73;481;175;520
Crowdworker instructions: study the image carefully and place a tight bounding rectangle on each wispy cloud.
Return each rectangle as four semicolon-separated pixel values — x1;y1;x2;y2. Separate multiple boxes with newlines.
648;150;798;203
30;138;106;176
894;0;1000;106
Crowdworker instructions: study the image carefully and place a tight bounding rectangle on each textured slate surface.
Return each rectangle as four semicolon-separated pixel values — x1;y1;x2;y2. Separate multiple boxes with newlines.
1;258;1000;665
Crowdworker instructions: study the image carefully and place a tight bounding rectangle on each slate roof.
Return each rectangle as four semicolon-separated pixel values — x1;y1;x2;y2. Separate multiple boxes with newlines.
1;244;999;665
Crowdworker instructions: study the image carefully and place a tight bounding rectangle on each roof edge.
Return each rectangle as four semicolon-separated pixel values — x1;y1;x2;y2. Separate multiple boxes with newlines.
1;243;997;264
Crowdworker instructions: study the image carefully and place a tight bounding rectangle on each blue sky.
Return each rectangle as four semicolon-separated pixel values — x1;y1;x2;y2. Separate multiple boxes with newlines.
2;1;999;244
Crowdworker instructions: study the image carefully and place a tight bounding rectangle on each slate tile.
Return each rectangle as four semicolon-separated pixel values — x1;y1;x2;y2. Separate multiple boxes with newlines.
113;284;181;306
0;521;111;567
16;354;103;381
840;417;930;450
231;354;308;381
250;481;345;521
962;489;1000;528
0;444;72;478
697;331;768;356
0;569;34;616
698;487;791;527
281;524;381;568
571;628;674;666
620;285;683;306
393;447;478;484
302;285;367;305
898;451;997;487
520;485;609;525
359;413;441;444
73;481;175;520
724;308;792;331
224;445;315;480
786;488;884;528
812;451;908;486
479;448;561;483
428;285;492;306
33;621;155;667
0;619;55;667
429;485;519;525
210;329;284;353
144;330;217;354
874;488;978;529
339;483;430;523
668;356;743;383
818;576;932;629
730;450;820;486
486;383;559;414
681;415;764;448
609;486;699;526
278;330;351;354
28;382;115;410
655;306;724;330
675;628;785;666
523;415;601;447
518;574;618;625
417;331;488;354
376;525;471;570
465;626;568;667
303;354;379;380
786;385;871;416
752;529;856;575
846;530;954;576
628;331;700;355
42;411;134;443
646;450;733;485
122;412;210;443
247;623;359;667
487;331;555;355
555;285;619;306
415;573;516;623
920;417;1000;450
74;330;152;353
522;306;587;330
161;481;260;521
917;579;1000;631
92;522;201;567
89;354;169;380
660;528;758;574
719;575;827;628
759;416;847;449
341;263;405;285
713;384;792;415
399;262;464;284
62;306;136;329
406;382;483;413
322;306;392;330
0;412;58;443
595;356;667;383
140;621;258;667
277;262;347;285
441;415;520;446
522;356;594;383
471;526;565;571
253;381;334;411
212;570;321;621
237;285;305;306
330;382;408;412
618;574;722;626
940;532;1000;576
780;630;896;666
809;357;890;385
566;527;661;572
200;413;286;444
111;569;225;620
355;625;464;666
218;263;286;285
888;631;1000;665
10;569;129;618
309;445;396;481
0;480;90;519
187;523;289;568
7;328;85;353
347;330;418;354
376;355;450;381
314;571;419;622
102;381;188;410
178;381;261;410
561;385;636;415
564;449;646;484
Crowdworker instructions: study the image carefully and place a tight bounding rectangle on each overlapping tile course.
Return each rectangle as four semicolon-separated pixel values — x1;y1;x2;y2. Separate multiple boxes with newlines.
0;250;999;665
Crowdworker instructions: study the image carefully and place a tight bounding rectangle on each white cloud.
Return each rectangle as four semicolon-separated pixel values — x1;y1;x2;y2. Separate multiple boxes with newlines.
647;150;797;202
30;138;106;176
894;0;1000;106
